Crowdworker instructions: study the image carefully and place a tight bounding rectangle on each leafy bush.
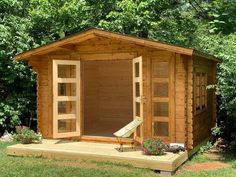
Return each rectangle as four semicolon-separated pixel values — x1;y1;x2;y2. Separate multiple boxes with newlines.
199;141;213;153
0;0;37;135
13;126;42;144
212;126;223;137
142;138;165;155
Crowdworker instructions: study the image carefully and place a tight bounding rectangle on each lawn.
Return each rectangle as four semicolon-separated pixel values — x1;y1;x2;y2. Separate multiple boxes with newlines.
0;142;236;177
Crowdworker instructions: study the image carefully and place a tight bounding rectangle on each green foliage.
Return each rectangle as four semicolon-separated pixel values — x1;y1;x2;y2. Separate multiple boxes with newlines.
190;23;236;150
199;141;213;153
205;0;236;34
142;138;165;155
212;126;223;137
13;126;42;144
0;0;36;134
0;0;236;150
99;0;195;46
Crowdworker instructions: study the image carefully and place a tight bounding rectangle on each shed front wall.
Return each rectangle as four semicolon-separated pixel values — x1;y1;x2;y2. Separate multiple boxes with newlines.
174;54;193;149
27;36;214;148
28;37;144;139
28;58;52;138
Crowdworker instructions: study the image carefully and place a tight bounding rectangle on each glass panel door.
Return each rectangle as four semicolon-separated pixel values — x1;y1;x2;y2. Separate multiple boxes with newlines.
151;59;170;141
133;56;143;142
53;60;80;138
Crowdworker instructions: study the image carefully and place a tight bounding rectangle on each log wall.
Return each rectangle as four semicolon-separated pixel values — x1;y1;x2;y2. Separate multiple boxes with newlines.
28;36;217;150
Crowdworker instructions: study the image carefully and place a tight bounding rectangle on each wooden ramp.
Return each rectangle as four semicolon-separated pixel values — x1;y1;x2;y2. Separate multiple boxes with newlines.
6;140;188;175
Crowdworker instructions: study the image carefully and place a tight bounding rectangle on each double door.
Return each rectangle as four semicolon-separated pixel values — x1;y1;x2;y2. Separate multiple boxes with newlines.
52;57;144;140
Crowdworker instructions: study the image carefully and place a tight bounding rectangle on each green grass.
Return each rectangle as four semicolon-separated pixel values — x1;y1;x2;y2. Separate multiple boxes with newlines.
0;142;236;177
0;142;156;177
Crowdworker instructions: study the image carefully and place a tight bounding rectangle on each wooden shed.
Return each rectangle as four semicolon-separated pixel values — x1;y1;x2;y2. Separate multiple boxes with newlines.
15;28;218;151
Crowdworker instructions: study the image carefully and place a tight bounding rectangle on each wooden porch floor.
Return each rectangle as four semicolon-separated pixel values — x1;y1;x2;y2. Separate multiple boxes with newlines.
6;139;188;174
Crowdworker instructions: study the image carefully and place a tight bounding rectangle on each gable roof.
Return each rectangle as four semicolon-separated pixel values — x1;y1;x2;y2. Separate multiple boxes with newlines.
14;28;218;61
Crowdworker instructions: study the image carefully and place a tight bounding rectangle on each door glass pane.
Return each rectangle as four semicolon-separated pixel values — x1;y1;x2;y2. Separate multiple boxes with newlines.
58;101;76;114
135;82;140;97
136;102;140;117
136;126;141;137
58;119;76;133
135;62;139;77
58;65;76;78
153;83;168;97
153;102;169;117
58;83;76;96
152;62;169;78
153;122;169;136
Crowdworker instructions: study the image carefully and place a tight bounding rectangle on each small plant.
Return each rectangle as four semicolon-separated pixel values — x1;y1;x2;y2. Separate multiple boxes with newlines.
142;138;165;155
13;126;42;144
212;126;223;137
199;141;213;153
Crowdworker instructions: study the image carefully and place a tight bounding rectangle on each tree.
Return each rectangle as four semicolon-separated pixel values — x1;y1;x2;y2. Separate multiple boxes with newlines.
0;0;36;133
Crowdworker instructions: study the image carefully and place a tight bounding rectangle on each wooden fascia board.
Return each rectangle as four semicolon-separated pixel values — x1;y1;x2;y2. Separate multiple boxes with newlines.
15;33;97;60
93;30;194;56
193;50;220;62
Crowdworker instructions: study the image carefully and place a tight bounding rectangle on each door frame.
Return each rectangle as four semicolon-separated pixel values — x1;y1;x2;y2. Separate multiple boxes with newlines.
52;60;81;138
133;56;143;143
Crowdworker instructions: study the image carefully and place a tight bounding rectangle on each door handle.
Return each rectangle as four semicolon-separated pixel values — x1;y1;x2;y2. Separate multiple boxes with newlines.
140;95;147;103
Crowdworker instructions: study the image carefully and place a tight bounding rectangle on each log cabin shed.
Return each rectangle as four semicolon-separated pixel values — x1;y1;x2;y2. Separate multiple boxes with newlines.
15;28;218;151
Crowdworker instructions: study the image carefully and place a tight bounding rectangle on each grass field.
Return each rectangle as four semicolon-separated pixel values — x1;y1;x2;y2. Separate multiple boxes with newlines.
0;142;236;177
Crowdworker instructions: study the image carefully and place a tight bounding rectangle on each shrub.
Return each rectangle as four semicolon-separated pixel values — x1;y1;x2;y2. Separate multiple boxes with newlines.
199;141;213;153
142;138;165;155
13;126;42;144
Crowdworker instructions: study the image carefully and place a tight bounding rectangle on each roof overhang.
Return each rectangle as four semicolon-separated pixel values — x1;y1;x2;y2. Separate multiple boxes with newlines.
14;28;219;62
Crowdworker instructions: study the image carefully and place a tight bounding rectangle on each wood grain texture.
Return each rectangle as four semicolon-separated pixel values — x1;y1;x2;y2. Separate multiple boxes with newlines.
7;140;188;172
174;54;187;145
24;32;218;150
15;28;197;60
192;55;216;148
82;60;133;137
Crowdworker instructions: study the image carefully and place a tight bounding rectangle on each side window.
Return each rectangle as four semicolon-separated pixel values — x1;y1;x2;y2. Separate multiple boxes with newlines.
194;72;207;114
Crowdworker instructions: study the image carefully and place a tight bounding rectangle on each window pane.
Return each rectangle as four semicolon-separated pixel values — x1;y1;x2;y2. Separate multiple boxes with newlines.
154;102;169;117
135;82;140;97
136;126;141;137
153;122;169;136
58;83;76;96
202;96;206;108
136;102;140;117
135;62;139;77
196;86;200;97
58;65;76;78
202;86;206;96
202;73;206;85
196;74;200;86
152;62;169;78
153;83;168;97
58;101;76;114
196;96;200;110
58;119;76;133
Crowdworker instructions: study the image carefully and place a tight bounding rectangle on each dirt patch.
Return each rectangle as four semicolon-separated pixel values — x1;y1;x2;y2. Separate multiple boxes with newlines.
183;161;231;172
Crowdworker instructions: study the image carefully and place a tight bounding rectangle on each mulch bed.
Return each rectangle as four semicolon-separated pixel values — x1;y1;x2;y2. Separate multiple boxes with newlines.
183;161;231;172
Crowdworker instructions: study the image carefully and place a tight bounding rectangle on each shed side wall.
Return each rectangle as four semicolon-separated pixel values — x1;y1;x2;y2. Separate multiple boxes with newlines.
192;55;217;148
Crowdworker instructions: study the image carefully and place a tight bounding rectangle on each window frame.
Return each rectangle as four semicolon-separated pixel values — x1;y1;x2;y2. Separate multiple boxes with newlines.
194;70;207;115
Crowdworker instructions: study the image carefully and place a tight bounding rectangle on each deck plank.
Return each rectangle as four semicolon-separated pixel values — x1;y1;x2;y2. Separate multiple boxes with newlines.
6;140;188;172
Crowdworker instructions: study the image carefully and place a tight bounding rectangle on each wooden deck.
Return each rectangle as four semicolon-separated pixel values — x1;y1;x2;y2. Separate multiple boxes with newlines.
6;139;188;174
